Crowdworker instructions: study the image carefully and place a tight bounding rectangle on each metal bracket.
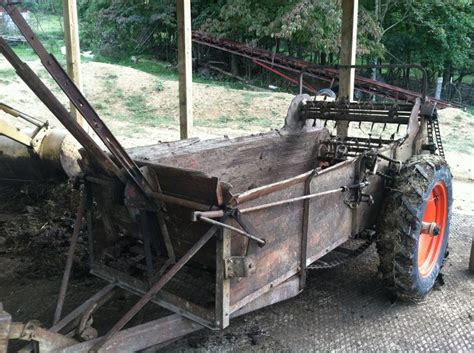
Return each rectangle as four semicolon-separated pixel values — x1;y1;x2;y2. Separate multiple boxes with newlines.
197;213;266;246
344;192;374;209
224;256;256;279
30;124;50;152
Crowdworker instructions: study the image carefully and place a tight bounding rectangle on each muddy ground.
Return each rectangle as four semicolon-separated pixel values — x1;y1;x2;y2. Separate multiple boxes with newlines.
0;180;472;352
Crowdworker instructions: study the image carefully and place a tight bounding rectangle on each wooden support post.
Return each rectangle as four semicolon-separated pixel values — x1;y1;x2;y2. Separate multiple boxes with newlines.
215;227;231;329
177;0;193;139
62;0;83;125
337;0;358;136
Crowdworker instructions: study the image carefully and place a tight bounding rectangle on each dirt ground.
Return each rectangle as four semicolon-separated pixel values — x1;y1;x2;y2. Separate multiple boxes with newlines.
0;184;472;352
0;58;473;351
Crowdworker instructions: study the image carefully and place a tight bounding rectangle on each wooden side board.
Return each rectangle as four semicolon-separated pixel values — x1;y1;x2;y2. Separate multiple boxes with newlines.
306;160;354;262
128;129;330;194
226;159;356;307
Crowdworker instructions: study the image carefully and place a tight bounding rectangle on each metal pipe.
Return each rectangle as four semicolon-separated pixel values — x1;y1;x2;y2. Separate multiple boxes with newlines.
90;225;220;352
376;153;403;172
53;185;87;324
239;188;343;214
238;182;369;214
0;102;44;127
198;216;266;246
192;210;225;220
0;128;84;182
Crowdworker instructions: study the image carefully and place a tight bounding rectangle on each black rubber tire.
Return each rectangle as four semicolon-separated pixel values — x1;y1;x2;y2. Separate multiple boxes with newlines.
376;154;453;301
316;88;336;99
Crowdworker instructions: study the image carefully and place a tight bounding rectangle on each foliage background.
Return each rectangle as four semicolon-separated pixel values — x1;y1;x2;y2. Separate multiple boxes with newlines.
16;0;474;98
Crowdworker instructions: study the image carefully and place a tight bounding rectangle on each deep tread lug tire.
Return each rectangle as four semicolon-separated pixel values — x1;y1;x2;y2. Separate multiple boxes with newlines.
376;155;452;301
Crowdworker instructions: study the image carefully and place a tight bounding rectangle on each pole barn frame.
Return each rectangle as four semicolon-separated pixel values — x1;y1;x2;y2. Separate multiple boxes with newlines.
177;0;193;139
62;0;83;125
337;0;359;136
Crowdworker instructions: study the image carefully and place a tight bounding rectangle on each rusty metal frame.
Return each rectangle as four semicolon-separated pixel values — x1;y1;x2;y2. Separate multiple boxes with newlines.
299;170;316;290
192;31;459;108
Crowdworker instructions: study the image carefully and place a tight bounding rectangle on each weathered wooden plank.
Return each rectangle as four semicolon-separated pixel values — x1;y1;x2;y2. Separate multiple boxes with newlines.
138;162;231;206
128;129;329;194
229;181;306;304
227;159;357;305
60;314;202;353
306;160;354;261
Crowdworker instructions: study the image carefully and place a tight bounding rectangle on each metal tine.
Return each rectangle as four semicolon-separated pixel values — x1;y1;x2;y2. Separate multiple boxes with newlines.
382;123;387;131
370;122;375;132
396;124;401;133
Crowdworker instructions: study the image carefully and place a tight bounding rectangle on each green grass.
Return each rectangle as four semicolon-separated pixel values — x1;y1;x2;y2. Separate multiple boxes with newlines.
242;92;254;106
443;112;474;152
8;12;270;94
95;56;178;80
95;55;264;91
122;94;174;126
0;69;16;82
444;131;474;152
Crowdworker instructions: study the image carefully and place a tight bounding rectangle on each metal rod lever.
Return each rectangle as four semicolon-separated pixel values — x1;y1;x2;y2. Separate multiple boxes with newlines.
53;184;87;324
198;216;266;246
239;182;369;214
0;102;44;127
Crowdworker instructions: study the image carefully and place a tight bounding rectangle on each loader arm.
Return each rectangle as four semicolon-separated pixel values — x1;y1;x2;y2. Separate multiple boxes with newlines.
0;0;153;195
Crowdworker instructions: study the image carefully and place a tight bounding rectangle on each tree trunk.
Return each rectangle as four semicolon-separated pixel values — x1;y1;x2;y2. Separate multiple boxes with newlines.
321;52;327;65
442;61;452;88
231;54;239;76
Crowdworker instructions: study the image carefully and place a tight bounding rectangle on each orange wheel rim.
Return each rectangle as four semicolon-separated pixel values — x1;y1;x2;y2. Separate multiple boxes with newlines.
417;181;448;277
